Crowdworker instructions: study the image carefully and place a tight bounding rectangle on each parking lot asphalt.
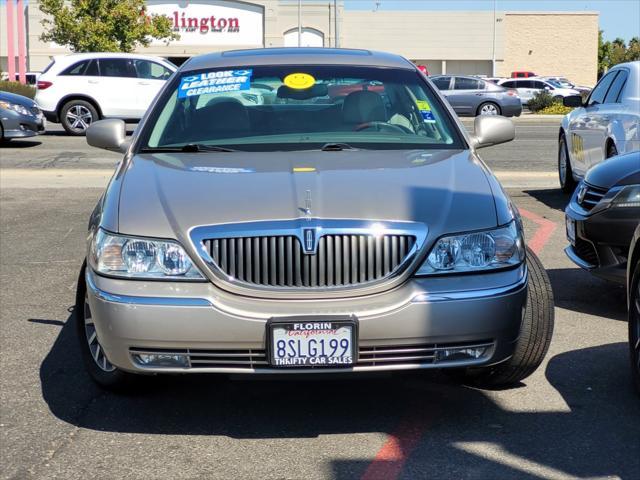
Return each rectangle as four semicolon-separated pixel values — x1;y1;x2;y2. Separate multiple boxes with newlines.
1;121;639;480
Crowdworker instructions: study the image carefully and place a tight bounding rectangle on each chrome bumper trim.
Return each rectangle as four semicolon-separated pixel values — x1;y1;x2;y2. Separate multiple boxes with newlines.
564;246;596;270
411;267;527;303
86;271;212;307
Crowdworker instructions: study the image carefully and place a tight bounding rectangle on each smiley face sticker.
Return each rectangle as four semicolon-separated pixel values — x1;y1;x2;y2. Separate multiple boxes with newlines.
284;73;316;90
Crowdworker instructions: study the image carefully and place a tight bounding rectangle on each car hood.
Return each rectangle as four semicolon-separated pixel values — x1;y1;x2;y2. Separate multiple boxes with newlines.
585;151;640;189
116;149;498;244
0;90;36;107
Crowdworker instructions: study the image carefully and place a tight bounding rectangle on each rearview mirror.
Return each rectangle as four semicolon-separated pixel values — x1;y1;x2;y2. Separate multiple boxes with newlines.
563;95;583;108
86;119;130;153
470;115;515;149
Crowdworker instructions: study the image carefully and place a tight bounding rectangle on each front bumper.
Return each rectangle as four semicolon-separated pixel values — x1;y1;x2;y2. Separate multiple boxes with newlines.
564;197;639;284
85;264;528;375
1;112;45;138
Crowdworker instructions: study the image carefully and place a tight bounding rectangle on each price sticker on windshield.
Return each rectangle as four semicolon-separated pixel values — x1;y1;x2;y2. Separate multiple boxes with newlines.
416;99;436;123
178;69;253;99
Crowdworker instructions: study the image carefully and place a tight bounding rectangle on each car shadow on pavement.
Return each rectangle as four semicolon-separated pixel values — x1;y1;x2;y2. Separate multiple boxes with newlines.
0;140;42;148
38;311;639;479
547;267;627;321
522;188;570;212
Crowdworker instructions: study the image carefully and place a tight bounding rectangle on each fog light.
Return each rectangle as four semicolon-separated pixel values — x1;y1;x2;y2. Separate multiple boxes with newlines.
436;347;487;362
134;353;189;367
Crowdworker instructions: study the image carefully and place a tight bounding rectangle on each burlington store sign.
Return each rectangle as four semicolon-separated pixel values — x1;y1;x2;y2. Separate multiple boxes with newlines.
146;0;264;46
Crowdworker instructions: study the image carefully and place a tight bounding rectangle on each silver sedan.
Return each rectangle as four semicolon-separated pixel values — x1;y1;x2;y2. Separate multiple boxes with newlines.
431;75;523;117
558;61;640;193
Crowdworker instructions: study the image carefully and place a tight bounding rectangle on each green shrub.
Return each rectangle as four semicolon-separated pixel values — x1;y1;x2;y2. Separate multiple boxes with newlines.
527;90;555;112
538;104;574;115
0;81;36;99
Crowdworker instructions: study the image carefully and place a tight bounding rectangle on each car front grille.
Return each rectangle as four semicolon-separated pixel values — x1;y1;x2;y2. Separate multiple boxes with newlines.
130;340;495;370
579;184;608;211
574;238;598;266
203;234;416;288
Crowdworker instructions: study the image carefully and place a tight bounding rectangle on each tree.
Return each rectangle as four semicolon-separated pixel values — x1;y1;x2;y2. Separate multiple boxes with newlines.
39;0;179;53
627;37;640;62
598;30;611;76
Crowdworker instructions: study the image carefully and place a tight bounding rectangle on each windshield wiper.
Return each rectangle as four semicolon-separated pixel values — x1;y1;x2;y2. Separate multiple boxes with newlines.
320;142;356;151
139;144;237;153
180;144;237;152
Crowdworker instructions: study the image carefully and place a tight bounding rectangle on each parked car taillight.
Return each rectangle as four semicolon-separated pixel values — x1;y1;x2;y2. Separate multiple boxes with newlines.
506;89;518;97
37;81;52;90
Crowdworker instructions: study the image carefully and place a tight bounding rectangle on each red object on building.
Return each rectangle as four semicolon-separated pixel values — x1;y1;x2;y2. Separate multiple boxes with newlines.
4;0;28;84
417;65;429;76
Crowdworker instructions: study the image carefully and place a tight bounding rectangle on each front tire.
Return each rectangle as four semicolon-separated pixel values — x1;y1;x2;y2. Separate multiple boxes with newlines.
629;260;640;394
61;100;98;136
558;133;577;193
75;263;137;391
606;141;618;159
453;248;555;389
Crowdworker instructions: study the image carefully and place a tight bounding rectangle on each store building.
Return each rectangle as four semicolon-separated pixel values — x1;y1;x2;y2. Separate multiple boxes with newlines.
1;0;599;86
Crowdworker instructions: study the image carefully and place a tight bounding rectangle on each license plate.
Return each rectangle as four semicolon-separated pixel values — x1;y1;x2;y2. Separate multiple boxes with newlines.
566;216;576;245
268;317;357;368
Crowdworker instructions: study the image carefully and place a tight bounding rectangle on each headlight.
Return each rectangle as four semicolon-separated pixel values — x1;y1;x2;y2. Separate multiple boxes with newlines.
89;229;205;280
415;221;524;275
0;100;32;116
611;185;640;208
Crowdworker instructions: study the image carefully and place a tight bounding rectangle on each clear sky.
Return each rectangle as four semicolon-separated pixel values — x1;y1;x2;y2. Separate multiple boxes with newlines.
344;0;640;41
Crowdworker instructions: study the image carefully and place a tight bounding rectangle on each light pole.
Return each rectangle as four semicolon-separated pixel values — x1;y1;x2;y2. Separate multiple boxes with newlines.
492;0;497;76
334;0;339;47
298;0;302;47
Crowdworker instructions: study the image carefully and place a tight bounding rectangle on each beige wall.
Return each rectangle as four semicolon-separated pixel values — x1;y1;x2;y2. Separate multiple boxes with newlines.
3;1;598;84
342;11;506;62
500;12;598;86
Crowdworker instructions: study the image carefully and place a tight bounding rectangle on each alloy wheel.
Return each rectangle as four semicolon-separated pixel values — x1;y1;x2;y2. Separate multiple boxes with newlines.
83;294;116;372
66;105;93;133
480;103;499;115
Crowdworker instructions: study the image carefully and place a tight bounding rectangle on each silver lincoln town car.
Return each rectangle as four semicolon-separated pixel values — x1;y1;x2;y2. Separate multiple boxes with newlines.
78;48;554;390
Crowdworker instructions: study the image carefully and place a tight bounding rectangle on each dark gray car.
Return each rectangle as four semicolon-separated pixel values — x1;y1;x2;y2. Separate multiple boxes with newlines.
75;48;553;391
0;90;46;141
565;151;640;283
431;75;522;117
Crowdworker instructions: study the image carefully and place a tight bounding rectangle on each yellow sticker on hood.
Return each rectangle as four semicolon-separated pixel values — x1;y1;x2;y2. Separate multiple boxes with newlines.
284;73;316;90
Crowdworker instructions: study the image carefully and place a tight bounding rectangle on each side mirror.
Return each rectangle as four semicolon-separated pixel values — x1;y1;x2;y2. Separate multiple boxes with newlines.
563;95;583;108
470;115;515;149
86;119;130;153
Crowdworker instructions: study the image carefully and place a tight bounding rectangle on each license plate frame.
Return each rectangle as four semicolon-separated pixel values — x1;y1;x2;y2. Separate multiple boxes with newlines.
266;316;358;368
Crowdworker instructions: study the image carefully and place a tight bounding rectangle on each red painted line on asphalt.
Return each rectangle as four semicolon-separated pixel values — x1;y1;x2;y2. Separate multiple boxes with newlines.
360;413;431;480
519;208;557;255
361;208;556;480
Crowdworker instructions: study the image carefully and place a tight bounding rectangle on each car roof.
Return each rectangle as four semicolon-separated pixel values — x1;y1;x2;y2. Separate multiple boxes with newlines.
51;52;173;67
182;47;415;73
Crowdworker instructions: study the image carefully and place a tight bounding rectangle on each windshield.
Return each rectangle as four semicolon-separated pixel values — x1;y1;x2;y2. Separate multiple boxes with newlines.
141;65;463;151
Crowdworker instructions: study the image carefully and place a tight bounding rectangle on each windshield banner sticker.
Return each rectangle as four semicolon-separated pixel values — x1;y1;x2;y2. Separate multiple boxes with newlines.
178;69;253;99
416;99;436;123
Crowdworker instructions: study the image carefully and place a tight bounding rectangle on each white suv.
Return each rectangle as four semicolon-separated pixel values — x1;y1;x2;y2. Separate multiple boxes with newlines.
35;53;176;135
498;78;580;105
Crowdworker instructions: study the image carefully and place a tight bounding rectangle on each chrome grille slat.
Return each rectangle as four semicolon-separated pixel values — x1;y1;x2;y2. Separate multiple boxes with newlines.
131;341;493;370
204;233;416;289
580;184;608;212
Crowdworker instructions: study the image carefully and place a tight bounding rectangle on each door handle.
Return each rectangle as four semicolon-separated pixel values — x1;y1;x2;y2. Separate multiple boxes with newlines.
88;80;99;84
583;117;591;122
137;81;151;85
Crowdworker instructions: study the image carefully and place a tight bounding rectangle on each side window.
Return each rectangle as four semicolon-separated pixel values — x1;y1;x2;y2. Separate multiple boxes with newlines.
432;77;451;90
453;77;481;90
61;60;89;76
84;59;99;76
604;70;627;103
134;60;172;80
531;81;546;90
587;71;618;106
519;81;533;89
99;58;136;78
501;80;515;88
